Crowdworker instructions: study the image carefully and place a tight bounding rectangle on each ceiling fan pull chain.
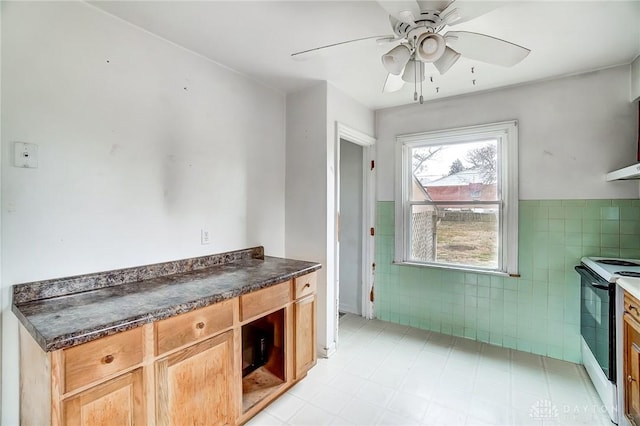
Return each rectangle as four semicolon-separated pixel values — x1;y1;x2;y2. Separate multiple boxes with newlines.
419;72;424;104
413;59;418;101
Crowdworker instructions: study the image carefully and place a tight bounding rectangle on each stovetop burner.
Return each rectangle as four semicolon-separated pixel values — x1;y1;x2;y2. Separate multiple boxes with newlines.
582;257;640;282
617;271;640;278
597;259;640;267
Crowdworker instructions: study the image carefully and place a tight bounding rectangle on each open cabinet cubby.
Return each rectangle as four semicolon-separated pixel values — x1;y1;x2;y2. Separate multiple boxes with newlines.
241;308;286;412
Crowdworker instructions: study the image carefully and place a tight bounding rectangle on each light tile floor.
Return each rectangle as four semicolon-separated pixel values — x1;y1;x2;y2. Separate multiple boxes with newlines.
247;314;612;426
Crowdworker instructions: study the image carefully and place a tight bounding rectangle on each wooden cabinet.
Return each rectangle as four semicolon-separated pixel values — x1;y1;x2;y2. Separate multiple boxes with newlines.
156;331;235;426
294;295;316;379
293;272;317;379
63;369;145;426
625;291;640;425
19;275;317;426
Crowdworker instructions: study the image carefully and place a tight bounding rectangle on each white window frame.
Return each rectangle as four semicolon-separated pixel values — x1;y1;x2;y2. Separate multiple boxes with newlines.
394;120;519;276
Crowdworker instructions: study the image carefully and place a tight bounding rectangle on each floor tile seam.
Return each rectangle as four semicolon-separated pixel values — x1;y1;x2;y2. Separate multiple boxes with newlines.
336;393;387;425
285;401;337;426
380;350;423;373
366;343;418;376
374;410;418;426
355;379;399;409
385;396;431;423
266;393;308;423
326;375;368;396
302;393;352;418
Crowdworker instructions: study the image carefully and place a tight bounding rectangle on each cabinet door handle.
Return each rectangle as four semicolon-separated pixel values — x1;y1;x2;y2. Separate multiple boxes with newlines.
102;354;115;364
629;375;637;383
195;322;205;329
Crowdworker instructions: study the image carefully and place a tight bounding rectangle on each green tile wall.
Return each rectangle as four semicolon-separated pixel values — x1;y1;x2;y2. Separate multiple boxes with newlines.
374;199;640;363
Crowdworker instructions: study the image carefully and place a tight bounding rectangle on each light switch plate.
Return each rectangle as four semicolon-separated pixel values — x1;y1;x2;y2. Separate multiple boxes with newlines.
201;229;211;245
14;142;38;168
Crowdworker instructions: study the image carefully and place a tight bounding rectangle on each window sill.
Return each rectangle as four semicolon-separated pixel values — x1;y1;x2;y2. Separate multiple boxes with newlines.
392;260;518;278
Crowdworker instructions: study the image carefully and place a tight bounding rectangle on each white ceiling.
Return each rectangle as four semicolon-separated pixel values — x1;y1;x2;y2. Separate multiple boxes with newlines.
89;1;640;110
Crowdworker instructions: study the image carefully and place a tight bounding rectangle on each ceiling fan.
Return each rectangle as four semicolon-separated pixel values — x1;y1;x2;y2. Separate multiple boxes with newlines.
291;0;531;104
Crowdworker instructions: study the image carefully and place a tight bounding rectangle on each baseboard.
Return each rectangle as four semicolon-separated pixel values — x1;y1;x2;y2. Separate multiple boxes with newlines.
318;341;336;358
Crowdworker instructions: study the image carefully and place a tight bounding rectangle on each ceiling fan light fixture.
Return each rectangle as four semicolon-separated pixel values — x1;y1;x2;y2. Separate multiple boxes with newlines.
401;60;425;83
381;44;411;75
433;46;461;74
416;33;446;63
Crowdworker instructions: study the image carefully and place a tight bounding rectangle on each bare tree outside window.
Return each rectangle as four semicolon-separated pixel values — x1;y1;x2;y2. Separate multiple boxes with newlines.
465;144;497;184
412;147;442;175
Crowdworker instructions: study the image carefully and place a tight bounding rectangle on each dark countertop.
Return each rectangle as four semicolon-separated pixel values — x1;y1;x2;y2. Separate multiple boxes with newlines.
12;249;321;352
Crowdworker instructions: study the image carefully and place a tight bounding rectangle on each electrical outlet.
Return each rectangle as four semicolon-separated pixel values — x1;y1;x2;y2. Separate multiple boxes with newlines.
201;229;211;245
14;142;38;168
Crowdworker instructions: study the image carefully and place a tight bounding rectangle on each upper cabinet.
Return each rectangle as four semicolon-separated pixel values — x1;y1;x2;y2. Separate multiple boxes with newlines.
607;163;640;181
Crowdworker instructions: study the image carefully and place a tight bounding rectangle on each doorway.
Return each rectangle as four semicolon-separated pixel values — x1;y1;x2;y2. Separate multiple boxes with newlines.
339;140;363;315
333;122;376;335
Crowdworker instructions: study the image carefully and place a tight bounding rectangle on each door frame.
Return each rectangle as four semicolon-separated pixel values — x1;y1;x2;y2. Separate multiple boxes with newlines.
334;122;376;331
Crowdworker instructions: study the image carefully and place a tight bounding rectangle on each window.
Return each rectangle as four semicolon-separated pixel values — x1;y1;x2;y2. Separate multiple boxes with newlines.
394;121;518;275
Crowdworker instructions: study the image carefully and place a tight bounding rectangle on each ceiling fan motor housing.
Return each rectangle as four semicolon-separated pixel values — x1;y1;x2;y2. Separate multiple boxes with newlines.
391;10;443;38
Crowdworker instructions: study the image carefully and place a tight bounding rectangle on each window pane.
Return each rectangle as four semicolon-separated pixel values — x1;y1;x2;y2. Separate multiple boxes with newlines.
411;140;498;202
410;205;500;269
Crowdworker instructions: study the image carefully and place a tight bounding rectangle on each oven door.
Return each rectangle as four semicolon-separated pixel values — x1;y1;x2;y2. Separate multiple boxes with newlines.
576;265;616;382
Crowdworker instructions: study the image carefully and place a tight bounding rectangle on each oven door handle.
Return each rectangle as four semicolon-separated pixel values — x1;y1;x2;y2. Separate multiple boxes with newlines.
575;265;611;290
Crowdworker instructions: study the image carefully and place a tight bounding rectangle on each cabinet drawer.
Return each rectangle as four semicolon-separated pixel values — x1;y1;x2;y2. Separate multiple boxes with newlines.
626;292;640;324
294;272;317;300
240;281;291;321
155;299;235;355
63;327;143;393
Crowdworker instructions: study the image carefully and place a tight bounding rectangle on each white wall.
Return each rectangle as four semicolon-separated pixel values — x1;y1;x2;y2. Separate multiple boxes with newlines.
286;82;374;355
1;2;286;424
285;82;329;349
376;65;639;201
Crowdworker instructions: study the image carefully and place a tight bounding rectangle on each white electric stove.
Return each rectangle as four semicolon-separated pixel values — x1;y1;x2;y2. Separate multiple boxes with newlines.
576;256;640;424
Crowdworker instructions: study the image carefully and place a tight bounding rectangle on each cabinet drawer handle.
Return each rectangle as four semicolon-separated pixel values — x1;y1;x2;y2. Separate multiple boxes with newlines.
195;322;205;329
304;283;311;289
102;354;114;364
630;305;639;314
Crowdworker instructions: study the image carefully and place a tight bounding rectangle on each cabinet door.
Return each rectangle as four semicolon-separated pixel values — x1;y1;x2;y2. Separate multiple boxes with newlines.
63;368;145;426
294;295;316;379
156;330;235;426
626;313;640;425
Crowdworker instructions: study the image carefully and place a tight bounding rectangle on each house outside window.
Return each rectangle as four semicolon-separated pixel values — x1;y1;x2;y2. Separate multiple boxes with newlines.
395;121;519;275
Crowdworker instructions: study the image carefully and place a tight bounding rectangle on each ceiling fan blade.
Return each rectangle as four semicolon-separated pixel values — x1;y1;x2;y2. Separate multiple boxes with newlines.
440;1;500;26
417;1;452;13
291;34;394;60
383;72;405;93
444;31;530;67
378;1;421;24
